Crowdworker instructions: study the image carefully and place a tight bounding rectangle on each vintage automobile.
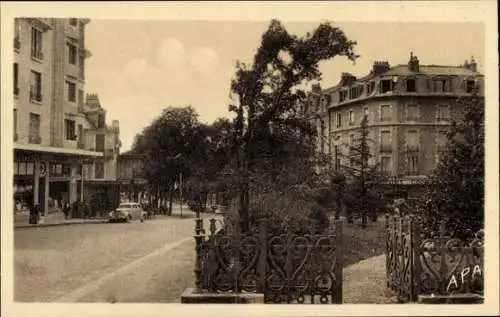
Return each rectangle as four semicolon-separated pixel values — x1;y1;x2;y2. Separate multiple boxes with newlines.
108;202;147;223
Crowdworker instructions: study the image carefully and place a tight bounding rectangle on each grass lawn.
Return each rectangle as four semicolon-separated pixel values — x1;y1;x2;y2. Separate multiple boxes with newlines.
339;217;387;267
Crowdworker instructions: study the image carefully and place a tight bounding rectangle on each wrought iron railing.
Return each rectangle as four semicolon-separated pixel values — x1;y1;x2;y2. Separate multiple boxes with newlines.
29;89;43;103
194;214;343;304
386;215;484;302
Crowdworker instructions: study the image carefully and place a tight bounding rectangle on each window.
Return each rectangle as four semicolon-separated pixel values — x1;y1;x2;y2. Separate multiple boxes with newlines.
30;71;42;102
407;152;419;175
29;113;40;143
50;163;70;177
67;81;76;102
95;134;105;152
406;104;419;121
336;113;342;128
30;27;43;60
380;130;391;152
406;78;416;92
67;42;77;65
78;89;84;108
406;130;419;150
437;130;448;151
79;55;85;79
14;63;19;95
65;119;76;140
69;18;78;26
13;109;18;140
436;104;450;121
380;79;394;93
339;90;348;102
381;156;392;174
434;78;451;93
350;86;363;99
366;81;376;95
349;110;355;125
380;104;391;121
98;114;105;129
466;80;476;93
95;161;105;179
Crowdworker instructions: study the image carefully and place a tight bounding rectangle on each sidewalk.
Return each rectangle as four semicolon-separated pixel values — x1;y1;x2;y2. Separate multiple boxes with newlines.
14;212;108;229
343;254;395;304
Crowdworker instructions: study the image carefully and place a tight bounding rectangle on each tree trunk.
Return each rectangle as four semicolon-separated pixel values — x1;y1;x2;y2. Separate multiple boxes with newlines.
168;182;174;216
335;198;342;220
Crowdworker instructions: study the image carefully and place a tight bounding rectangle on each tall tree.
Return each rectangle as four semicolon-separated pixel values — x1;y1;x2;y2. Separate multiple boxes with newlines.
132;106;202;214
229;19;358;231
418;91;484;242
342;115;386;228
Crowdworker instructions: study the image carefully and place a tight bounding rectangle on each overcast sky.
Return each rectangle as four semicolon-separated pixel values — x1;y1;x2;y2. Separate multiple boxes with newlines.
84;21;484;152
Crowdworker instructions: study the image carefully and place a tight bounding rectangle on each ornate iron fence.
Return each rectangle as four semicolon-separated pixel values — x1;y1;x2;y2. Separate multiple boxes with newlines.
386;215;484;302
195;216;343;304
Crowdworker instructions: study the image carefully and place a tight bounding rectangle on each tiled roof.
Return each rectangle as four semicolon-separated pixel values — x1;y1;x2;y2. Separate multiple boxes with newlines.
322;64;482;93
382;65;482;76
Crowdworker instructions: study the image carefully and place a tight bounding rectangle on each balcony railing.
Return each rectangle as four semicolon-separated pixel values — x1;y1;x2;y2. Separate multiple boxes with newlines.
29;89;43;103
31;51;44;61
14;37;21;50
77;141;85;149
406;145;420;152
29;135;41;144
380;144;392;152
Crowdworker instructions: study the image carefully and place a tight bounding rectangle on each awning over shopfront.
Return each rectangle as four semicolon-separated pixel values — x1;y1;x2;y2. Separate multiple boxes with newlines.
14;143;103;157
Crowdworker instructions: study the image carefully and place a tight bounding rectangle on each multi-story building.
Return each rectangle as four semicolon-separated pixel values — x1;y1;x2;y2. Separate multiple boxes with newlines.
13;18;121;216
307;53;484;198
117;151;148;203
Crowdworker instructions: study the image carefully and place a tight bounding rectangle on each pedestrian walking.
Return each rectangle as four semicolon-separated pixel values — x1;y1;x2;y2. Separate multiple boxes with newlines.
63;200;70;219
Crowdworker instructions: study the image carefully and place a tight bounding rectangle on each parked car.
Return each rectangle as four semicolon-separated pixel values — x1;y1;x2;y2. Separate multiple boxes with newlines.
108;202;147;223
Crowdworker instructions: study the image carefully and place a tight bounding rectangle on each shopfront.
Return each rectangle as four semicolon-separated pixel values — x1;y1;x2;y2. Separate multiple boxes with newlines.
13;145;103;217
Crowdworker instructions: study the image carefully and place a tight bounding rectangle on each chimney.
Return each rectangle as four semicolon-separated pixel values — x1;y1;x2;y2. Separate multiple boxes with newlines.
311;83;322;93
408;52;420;72
372;61;391;76
469;56;477;72
340;72;357;86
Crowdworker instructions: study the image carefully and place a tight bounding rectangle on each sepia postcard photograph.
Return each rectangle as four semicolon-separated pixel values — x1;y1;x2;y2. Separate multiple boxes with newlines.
1;1;499;317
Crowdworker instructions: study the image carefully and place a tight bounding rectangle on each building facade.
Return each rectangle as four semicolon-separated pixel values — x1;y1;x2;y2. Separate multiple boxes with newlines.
307;53;484;198
13;18;121;216
117;152;148;203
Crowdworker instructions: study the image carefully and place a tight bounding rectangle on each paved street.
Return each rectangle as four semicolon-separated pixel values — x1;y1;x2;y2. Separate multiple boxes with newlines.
14;205;220;303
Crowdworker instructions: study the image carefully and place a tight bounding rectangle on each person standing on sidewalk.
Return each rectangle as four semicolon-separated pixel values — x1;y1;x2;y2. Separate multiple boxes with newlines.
29;203;40;225
63;200;70;219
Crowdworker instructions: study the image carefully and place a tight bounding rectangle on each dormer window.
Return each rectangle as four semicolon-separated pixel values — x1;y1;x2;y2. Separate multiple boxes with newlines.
406;78;416;92
380;79;394;93
466;79;476;93
339;90;348;102
98;114;105;129
434;78;451;93
350;85;364;99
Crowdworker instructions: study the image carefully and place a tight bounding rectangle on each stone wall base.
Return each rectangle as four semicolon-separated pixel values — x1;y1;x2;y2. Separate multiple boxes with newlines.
181;288;264;304
418;293;484;304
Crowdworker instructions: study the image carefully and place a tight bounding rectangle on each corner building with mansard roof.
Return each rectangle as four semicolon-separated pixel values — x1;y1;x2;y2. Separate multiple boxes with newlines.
306;53;484;199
